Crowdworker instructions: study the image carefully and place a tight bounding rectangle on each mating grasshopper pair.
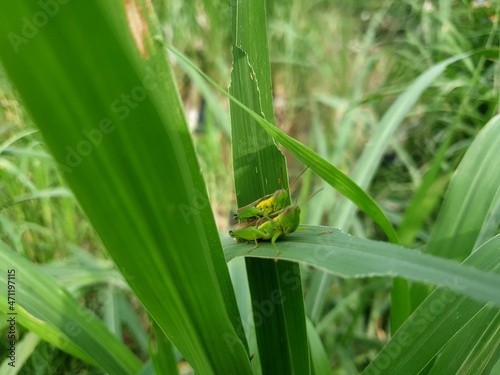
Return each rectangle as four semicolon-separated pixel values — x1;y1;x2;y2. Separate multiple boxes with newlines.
229;174;304;258
229;194;300;258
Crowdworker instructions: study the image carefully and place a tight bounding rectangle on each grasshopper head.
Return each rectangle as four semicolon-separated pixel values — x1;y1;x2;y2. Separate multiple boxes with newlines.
273;189;289;207
280;205;300;234
256;188;289;216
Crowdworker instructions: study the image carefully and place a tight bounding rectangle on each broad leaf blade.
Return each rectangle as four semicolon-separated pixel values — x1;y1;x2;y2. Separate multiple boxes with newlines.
0;243;141;374
411;114;500;308
223;230;500;306
427;307;500;375
0;2;250;373
361;235;500;375
229;0;309;373
306;318;332;375
427;114;500;260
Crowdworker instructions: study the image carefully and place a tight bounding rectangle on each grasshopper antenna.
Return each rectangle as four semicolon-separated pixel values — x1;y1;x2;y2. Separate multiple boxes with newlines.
283;165;310;204
288;165;309;190
298;187;323;207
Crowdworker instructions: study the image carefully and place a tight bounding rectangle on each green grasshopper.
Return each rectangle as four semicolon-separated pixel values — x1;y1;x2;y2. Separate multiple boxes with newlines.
229;204;301;260
234;167;308;221
234;188;289;221
230;182;326;260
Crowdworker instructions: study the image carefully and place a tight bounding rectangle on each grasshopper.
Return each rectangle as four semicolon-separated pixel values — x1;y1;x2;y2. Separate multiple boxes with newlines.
230;182;326;260
234;189;289;221
229;205;301;259
234;167;308;221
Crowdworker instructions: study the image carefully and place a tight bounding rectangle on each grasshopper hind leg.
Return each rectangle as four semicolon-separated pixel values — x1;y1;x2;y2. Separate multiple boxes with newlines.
247;238;260;252
271;231;283;262
273;249;280;262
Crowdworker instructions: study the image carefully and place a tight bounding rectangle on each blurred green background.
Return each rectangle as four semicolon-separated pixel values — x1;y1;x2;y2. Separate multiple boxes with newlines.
1;0;498;373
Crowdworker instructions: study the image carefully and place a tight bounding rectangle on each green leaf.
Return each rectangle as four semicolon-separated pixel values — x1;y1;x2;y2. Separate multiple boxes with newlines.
0;242;141;374
229;0;309;373
306;318;332;375
150;320;178;375
7;187;74;208
0;2;250;373
411;114;500;308
223;230;500;307
361;234;500;375
0;332;41;374
427;114;500;260
427;307;500;375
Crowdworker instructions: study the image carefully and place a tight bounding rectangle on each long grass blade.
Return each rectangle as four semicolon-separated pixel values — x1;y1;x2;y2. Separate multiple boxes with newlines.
0;2;250;373
229;0;310;372
0;242;141;374
410;114;500;309
361;234;500;375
